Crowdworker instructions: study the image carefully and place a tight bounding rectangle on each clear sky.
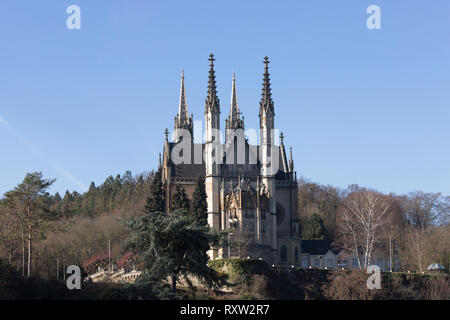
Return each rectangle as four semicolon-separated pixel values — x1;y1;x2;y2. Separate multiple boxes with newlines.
0;0;449;196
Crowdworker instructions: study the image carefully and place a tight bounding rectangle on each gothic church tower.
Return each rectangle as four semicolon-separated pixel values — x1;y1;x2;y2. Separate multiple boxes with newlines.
259;57;278;262
204;54;221;259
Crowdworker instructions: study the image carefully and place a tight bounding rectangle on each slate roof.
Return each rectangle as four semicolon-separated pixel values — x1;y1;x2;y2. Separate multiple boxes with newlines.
301;240;338;255
166;142;290;180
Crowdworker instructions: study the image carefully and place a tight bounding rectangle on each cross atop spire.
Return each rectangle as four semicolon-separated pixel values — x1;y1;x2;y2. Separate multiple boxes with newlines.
260;56;274;116
205;53;220;113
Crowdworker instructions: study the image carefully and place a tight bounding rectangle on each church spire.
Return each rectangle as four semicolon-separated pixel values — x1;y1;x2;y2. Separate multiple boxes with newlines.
230;72;238;121
174;70;193;142
205;53;220;113
226;72;244;132
259;56;274;116
178;69;188;120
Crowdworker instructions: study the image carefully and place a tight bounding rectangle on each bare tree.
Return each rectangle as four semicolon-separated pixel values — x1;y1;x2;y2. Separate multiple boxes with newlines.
1;195;27;275
383;195;405;272
438;195;449;226
402;191;442;272
297;179;342;240
336;186;391;269
227;224;254;258
0;200;21;264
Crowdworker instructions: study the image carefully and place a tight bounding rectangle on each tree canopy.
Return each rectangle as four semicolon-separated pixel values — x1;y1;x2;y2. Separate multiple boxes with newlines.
123;209;225;294
302;212;326;240
190;175;208;225
170;185;190;213
145;170;165;213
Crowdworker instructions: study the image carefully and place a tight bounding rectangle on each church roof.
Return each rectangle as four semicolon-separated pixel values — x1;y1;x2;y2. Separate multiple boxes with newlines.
164;142;291;181
301;240;338;256
165;142;205;179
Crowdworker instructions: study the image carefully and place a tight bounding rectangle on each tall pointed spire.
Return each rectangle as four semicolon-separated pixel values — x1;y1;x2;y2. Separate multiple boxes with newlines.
230;72;238;120
226;72;244;132
260;56;274;116
174;69;193;142
178;69;188;120
205;53;220;113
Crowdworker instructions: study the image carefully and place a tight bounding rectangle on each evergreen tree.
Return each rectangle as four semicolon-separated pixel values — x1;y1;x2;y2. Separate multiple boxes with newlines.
101;175;115;213
50;192;62;215
85;181;97;217
4;172;55;277
53;192;62;204
124;209;225;294
190;175;208;225
302;212;326;240
61;191;73;215
145;170;165;213
170;185;190;212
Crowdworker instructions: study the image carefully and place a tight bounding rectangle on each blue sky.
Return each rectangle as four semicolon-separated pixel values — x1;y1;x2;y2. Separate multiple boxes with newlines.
0;0;449;196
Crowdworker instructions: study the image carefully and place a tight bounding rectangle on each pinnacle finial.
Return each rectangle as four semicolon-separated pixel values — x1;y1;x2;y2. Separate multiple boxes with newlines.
260;56;274;115
209;53;215;67
158;152;162;170
289;146;294;173
264;56;270;69
280;132;284;144
164;128;169;141
205;53;219;113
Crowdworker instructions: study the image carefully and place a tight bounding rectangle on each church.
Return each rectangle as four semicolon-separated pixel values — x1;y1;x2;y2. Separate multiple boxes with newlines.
160;54;300;266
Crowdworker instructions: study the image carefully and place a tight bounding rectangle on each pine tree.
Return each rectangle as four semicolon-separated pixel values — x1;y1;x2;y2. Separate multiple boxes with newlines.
302;212;326;240
53;192;62;204
145;170;165;213
61;191;73;215
170;185;190;212
4;172;55;277
85;181;97;217
190;175;208;225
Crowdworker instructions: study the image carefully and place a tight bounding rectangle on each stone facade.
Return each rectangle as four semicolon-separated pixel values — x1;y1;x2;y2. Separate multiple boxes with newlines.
161;54;300;266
